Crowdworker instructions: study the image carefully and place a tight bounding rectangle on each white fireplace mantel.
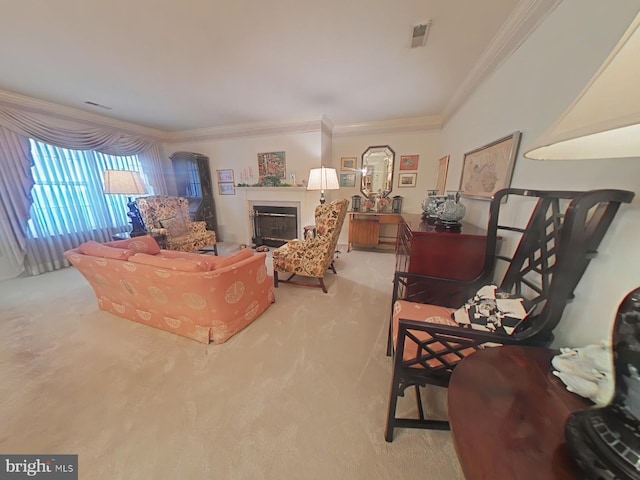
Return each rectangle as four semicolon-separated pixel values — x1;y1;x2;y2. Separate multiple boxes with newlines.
238;187;318;245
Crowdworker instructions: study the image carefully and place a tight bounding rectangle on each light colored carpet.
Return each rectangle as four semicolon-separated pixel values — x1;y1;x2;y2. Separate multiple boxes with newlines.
0;243;464;480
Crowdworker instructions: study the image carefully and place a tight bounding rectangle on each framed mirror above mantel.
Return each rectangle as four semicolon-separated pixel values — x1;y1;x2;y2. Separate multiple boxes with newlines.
361;145;395;199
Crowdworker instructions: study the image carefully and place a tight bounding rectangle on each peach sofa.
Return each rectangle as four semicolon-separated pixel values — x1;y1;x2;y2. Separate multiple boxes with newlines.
64;236;275;344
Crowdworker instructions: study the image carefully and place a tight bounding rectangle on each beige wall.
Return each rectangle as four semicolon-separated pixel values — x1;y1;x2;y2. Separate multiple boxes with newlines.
329;130;441;245
441;0;640;347
165;131;322;243
165;128;440;246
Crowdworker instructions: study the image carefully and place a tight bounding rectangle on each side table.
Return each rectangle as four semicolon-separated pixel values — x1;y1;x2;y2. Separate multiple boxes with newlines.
112;232;131;241
448;346;590;479
112;231;147;241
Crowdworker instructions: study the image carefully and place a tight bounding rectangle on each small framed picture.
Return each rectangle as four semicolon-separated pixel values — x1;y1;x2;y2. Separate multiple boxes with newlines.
398;173;417;187
218;183;236;195
399;155;419;170
217;169;234;183
339;173;356;187
341;157;357;171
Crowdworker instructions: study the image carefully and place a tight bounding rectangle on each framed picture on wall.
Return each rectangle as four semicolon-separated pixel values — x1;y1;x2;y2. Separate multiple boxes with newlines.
398;173;417;187
339;173;356;187
257;151;286;181
218;183;236;195
459;131;522;199
399;155;419;170
216;169;234;183
341;157;357;171
436;155;450;194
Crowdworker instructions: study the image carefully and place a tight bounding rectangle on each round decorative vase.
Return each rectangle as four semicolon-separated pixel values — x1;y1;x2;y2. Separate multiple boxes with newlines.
437;192;466;228
421;190;447;224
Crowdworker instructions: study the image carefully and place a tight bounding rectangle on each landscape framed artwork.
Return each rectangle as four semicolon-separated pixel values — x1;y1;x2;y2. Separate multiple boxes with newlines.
341;157;357;171
257;151;286;180
436;155;450;194
218;183;235;195
339;173;356;187
216;169;234;183
459;131;522;199
398;173;417;187
399;155;419;170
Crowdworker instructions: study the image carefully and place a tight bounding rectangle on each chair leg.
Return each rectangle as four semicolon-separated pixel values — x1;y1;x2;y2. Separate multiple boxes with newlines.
415;385;425;421
329;261;337;274
318;277;328;293
386;315;394;357
274;271;279;288
385;371;403;442
213;244;218;256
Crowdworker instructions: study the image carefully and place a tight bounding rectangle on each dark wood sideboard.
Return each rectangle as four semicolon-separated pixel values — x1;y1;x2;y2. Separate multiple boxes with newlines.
395;213;488;279
391;214;490;306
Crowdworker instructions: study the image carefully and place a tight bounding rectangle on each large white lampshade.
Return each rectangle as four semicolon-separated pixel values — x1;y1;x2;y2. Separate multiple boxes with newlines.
103;169;148;236
307;167;339;204
525;11;640;160
103;170;148;195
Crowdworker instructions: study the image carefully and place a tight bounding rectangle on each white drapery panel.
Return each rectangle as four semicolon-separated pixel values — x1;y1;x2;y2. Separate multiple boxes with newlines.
139;142;169;196
0;105;170;278
0;126;33;278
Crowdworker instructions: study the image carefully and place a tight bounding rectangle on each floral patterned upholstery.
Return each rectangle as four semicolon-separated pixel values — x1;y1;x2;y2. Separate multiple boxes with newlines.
137;195;217;254
272;198;348;293
65;237;274;344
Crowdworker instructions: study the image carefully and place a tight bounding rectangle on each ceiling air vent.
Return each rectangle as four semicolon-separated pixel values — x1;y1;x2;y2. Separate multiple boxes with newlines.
411;21;431;48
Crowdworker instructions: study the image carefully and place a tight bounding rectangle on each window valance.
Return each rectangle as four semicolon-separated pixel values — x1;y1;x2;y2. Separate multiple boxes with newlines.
0;106;156;155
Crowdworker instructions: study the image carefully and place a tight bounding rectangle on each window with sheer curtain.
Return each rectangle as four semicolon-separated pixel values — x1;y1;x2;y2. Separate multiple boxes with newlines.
28;139;151;238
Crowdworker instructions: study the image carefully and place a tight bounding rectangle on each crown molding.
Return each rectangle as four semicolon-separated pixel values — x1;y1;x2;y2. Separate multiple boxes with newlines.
442;0;562;124
0;89;168;140
165;118;330;144
167;114;440;143
332;115;442;137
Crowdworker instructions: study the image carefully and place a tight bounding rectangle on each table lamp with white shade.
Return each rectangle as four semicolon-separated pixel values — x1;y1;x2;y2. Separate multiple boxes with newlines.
103;169;148;236
524;11;640;480
307;167;340;204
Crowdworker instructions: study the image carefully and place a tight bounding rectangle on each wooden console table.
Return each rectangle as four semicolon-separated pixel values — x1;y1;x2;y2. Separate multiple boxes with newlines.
448;346;590;480
347;212;402;252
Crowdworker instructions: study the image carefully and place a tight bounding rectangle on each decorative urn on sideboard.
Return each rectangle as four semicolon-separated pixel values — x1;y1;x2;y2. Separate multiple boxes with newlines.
437;192;466;230
421;190;447;224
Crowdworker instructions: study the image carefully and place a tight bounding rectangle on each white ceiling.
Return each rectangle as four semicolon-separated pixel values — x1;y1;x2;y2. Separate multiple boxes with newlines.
0;0;530;133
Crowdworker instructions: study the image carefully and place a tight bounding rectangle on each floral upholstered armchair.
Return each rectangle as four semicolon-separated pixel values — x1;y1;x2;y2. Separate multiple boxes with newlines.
272;198;348;293
137;195;217;254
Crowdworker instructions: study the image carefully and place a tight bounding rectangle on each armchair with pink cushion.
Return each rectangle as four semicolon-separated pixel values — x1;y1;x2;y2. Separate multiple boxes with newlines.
137;195;217;254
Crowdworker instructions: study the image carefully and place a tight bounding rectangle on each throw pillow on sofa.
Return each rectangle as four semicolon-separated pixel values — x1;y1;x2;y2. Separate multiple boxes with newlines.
160;216;188;237
128;253;209;272
108;235;161;255
453;284;529;335
217;248;254;268
198;248;255;271
79;240;135;260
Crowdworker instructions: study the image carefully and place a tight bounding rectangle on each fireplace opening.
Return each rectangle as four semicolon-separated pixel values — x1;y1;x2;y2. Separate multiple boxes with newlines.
252;205;298;247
